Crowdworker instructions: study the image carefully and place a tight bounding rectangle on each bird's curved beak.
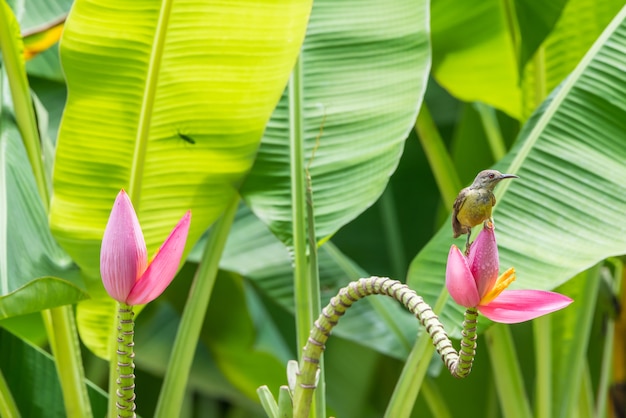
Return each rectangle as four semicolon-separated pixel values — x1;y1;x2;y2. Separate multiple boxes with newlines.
499;173;519;180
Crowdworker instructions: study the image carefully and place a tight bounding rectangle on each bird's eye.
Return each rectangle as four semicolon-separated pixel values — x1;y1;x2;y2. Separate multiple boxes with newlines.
489;173;495;179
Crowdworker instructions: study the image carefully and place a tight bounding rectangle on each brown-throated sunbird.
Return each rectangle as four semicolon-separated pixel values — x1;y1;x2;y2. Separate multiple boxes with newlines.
452;169;518;250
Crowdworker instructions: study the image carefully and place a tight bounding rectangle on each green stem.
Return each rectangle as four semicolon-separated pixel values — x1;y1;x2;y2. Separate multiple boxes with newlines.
153;195;238;418
531;45;547;117
579;364;594;418
533;316;552;418
473;103;506;161
115;303;136;417
485;325;533;418
293;277;477;417
501;0;519;60
0;367;20;418
414;105;462;208
386;330;434;418
421;378;452;418
1;9;92;418
384;288;448;418
557;265;601;418
305;171;324;415
289;55;312;355
0;1;49;207
288;54;322;416
378;187;406;279
46;306;93;418
596;258;622;418
127;0;173;202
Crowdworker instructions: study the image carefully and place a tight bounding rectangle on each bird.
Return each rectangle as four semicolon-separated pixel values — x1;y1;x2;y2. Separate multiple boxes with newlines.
452;169;519;250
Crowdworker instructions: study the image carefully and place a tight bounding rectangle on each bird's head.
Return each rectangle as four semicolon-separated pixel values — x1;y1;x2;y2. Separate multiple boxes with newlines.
471;170;519;190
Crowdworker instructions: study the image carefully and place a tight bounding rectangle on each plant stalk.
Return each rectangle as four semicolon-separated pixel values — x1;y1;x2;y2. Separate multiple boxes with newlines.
293;277;478;417
115;303;136;418
414;105;462;208
154;195;239;418
384;288;449;418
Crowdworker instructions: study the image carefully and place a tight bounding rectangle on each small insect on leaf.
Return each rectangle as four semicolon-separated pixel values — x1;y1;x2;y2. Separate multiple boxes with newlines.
178;133;196;145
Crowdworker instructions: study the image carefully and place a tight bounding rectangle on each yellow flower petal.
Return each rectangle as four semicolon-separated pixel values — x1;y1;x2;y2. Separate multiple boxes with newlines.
480;267;516;305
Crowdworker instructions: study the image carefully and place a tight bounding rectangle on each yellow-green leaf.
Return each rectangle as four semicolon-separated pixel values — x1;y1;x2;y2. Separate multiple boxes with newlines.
50;0;313;279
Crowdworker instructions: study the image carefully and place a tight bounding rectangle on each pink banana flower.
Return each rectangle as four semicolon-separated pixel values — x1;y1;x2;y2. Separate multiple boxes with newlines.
446;225;572;323
100;190;191;305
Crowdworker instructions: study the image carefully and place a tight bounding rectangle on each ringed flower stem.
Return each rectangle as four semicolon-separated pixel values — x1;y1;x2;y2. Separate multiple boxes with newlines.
293;277;478;417
115;303;136;418
456;307;479;377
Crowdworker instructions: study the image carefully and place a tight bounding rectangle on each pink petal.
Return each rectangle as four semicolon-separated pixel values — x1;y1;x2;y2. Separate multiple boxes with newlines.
468;226;499;298
100;190;147;303
126;211;191;305
445;245;481;307
478;290;573;324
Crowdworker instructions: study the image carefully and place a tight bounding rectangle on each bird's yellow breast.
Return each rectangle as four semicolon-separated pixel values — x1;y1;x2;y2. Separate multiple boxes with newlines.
456;189;494;228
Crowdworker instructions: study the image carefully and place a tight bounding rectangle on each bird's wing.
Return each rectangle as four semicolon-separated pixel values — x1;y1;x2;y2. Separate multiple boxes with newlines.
491;193;496;206
451;189;466;238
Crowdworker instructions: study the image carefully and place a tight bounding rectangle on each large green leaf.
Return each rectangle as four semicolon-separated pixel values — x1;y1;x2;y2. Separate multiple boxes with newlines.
432;0;620;121
431;0;521;118
0;115;87;318
6;0;70;31
50;0;313;278
521;0;625;118
515;0;568;70
409;5;626;335
0;328;107;417
241;0;429;245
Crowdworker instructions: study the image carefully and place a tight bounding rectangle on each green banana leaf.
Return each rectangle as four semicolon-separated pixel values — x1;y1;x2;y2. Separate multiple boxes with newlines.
521;0;625;118
432;0;623;121
6;0;70;31
49;0;313;279
27;46;64;83
431;0;521;118
241;0;430;246
0;328;108;417
514;0;568;71
0;116;87;318
409;5;626;336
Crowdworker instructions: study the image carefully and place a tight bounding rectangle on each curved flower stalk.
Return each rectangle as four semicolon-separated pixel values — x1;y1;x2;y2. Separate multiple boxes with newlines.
290;277;478;418
445;225;573;324
262;225;574;418
100;190;191;417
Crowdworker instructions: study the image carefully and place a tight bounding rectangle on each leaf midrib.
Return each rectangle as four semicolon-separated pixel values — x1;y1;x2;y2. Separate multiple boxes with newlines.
128;0;174;208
